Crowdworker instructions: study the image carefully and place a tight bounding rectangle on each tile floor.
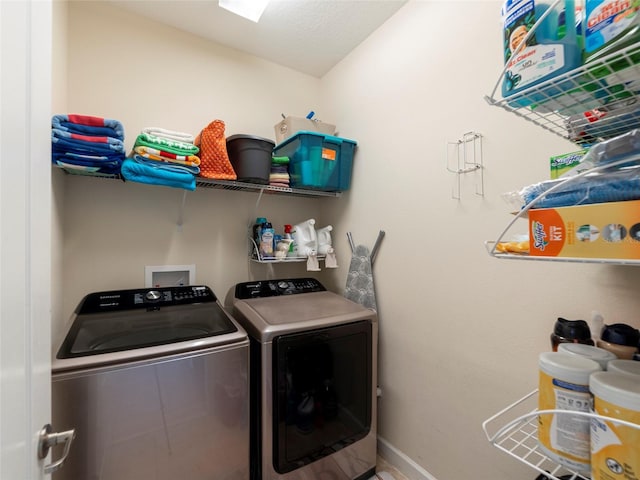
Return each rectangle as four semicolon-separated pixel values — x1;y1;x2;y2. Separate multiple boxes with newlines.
376;456;410;480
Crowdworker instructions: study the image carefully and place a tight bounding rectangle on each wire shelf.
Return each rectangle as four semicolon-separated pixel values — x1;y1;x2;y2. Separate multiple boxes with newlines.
55;165;340;198
483;390;640;480
486;42;640;148
485;155;640;265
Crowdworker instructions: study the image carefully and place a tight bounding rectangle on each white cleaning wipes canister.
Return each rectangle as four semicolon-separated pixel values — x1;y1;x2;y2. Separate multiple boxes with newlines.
590;372;640;480
607;359;640;378
538;352;602;472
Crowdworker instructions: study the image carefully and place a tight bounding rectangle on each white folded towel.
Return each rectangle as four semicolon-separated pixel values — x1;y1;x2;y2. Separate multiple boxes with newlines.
141;127;194;143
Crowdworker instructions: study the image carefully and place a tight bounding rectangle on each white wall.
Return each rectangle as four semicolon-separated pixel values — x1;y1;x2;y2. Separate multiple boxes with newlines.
55;1;334;341
55;2;640;480
322;1;640;479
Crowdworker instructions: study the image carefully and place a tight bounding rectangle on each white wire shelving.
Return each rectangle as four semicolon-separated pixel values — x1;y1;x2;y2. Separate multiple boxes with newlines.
485;155;640;265
54;165;341;198
485;17;640;265
486;41;640;148
248;237;326;264
482;389;640;480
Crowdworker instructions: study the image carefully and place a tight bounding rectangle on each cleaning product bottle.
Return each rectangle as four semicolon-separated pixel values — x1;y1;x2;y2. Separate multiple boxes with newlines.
501;0;582;106
291;219;317;257
252;217;267;257
584;0;640;64
316;225;333;255
284;224;295;257
259;222;275;258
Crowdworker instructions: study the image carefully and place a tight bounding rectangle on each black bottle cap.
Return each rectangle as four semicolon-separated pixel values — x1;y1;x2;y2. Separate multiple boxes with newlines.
553;317;592;341
601;323;640;347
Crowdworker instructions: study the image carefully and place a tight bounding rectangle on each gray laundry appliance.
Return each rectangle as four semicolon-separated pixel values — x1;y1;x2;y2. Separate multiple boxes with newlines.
52;285;250;480
227;278;378;480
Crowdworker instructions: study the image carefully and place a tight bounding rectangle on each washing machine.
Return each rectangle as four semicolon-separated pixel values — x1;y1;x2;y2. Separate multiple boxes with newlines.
52;285;250;480
227;278;378;480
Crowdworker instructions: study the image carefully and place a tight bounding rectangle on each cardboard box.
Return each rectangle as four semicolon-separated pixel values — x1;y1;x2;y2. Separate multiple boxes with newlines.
529;199;640;259
274;116;336;144
550;149;587;179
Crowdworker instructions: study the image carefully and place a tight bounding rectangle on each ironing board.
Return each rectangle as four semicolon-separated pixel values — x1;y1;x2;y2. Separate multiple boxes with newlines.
344;231;384;311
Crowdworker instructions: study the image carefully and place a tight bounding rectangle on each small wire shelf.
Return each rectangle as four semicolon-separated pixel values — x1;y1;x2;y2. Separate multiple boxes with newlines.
485;155;640;265
483;389;640;480
486;42;640;148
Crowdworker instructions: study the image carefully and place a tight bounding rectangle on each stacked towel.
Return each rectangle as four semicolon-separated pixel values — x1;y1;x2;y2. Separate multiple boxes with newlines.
270;156;290;188
122;128;200;191
51;114;125;175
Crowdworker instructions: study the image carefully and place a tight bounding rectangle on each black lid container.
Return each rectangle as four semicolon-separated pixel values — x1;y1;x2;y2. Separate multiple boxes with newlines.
226;134;275;184
550;317;594;351
601;323;640;347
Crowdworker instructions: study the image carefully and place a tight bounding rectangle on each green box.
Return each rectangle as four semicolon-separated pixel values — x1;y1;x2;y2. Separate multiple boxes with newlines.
550;149;587;179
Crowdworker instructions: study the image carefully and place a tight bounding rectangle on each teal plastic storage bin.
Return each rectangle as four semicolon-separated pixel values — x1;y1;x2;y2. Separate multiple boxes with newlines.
273;131;357;192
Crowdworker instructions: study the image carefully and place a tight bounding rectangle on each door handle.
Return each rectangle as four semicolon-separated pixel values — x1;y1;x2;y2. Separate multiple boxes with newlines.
38;423;76;475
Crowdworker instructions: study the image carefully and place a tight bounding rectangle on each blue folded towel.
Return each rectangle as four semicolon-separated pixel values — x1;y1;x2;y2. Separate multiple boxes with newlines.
523;166;640;209
121;157;196;191
52;114;125;140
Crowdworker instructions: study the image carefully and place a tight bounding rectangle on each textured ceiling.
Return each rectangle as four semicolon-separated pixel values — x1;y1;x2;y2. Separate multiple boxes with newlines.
106;0;408;77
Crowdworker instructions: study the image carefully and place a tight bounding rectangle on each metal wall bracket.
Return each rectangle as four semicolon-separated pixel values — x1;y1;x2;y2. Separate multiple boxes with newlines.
446;131;484;200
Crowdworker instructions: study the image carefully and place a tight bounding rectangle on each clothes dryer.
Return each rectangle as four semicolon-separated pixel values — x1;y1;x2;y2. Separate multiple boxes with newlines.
228;278;378;480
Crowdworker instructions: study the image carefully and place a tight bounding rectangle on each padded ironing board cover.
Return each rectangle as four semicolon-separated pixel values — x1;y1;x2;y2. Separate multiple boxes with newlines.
344;244;377;311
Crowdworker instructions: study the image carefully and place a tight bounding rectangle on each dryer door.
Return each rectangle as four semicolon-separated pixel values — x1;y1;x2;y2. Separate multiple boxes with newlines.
272;320;372;474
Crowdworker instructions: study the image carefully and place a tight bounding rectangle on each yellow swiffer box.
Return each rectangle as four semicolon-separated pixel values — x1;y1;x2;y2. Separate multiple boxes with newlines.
529;200;640;259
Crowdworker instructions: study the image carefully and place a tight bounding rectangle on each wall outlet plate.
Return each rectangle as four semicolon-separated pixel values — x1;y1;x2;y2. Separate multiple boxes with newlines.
145;264;195;288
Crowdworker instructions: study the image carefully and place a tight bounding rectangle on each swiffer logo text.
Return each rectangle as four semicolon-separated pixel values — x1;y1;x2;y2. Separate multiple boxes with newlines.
532;221;548;251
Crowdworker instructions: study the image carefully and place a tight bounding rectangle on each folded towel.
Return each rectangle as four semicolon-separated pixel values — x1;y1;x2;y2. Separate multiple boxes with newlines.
141;127;194;143
133;146;200;166
523;166;640;209
269;182;290;188
129;154;200;175
52;153;122;174
52;114;125;140
54;160;121;176
52;130;125;154
269;173;290;181
272;156;290;165
134;132;199;156
121;157;196;191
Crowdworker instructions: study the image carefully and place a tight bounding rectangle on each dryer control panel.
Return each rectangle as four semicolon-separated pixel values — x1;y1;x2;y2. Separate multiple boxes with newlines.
234;278;326;299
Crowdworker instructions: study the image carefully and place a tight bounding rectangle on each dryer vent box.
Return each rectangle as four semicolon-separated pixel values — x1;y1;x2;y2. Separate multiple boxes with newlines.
145;265;195;288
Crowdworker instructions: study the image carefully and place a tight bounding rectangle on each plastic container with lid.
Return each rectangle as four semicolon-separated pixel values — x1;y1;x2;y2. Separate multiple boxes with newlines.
597;323;640;360
607;359;640;377
589;372;640;480
558;342;617;370
273;131;356;192
538;352;602;473
551;317;595;351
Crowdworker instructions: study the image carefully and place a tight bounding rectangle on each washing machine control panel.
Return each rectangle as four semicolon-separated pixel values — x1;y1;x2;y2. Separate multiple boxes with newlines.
77;285;216;313
234;278;326;299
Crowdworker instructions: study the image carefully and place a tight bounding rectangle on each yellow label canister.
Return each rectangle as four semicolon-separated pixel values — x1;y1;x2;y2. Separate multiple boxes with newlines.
538;352;602;473
590;372;640;480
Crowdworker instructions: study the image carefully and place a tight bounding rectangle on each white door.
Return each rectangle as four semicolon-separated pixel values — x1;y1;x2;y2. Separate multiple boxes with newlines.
1;0;53;478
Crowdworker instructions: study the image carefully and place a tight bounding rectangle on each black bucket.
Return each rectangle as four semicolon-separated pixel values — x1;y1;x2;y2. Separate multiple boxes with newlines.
226;134;275;184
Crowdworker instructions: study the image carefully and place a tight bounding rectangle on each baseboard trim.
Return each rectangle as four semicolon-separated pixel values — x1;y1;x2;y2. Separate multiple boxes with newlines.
377;436;439;480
